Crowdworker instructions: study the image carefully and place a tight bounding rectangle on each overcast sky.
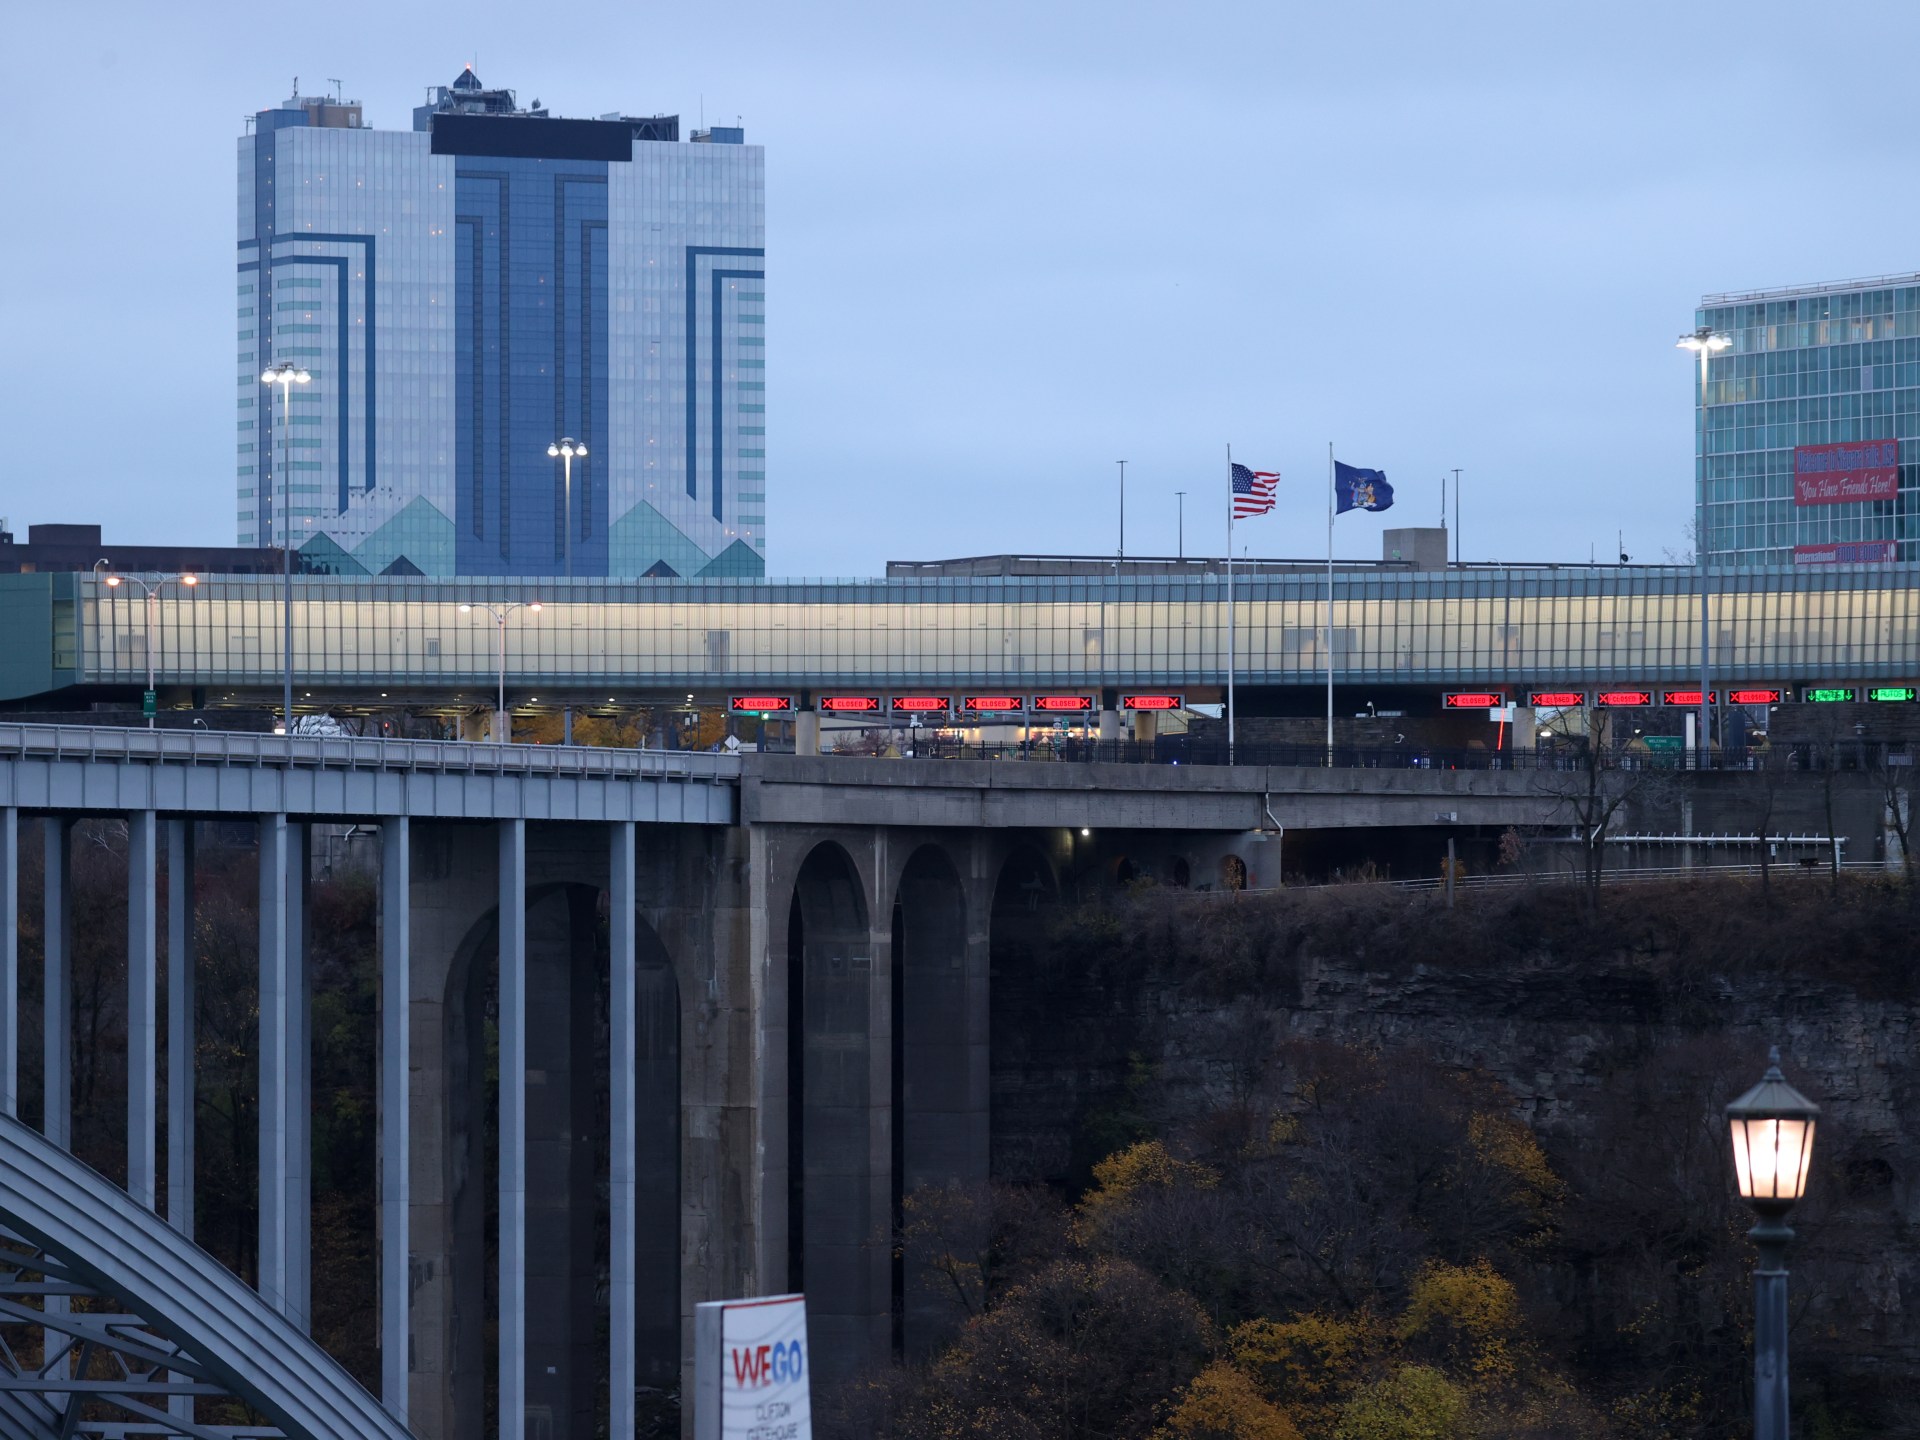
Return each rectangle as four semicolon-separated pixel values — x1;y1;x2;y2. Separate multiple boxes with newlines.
5;1;1918;575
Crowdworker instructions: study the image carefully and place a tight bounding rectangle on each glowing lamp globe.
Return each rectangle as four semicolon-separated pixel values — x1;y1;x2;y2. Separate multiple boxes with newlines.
1726;1048;1819;1206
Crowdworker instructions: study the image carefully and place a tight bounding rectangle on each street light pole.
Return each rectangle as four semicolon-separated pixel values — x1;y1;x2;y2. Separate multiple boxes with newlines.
1116;460;1126;559
1175;490;1186;560
459;601;543;742
1679;327;1730;770
1726;1048;1820;1440
102;573;200;728
547;439;588;579
262;362;311;736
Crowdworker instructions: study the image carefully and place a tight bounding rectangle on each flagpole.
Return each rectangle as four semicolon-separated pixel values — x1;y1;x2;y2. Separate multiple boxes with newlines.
1326;442;1335;764
1226;444;1236;764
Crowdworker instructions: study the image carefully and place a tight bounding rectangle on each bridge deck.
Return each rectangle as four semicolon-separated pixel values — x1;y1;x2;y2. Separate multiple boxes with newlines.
0;724;739;823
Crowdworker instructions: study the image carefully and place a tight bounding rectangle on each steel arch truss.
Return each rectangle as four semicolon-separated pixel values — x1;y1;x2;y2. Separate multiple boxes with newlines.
0;1232;279;1439
0;1114;407;1440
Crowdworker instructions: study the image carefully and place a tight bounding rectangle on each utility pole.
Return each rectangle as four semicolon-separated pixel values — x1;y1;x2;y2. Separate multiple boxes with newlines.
1452;468;1462;565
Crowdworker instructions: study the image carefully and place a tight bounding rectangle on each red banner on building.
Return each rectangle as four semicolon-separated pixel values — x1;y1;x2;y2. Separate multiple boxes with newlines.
1792;440;1899;505
1792;540;1896;565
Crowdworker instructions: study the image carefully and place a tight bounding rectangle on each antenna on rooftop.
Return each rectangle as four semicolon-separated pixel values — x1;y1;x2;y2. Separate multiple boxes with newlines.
329;78;343;102
292;76;299;97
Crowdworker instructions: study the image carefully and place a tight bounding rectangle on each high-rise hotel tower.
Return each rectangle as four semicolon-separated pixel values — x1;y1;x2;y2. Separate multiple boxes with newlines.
239;70;765;578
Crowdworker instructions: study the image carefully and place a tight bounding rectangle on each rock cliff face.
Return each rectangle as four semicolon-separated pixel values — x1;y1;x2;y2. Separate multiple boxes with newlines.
988;877;1920;1407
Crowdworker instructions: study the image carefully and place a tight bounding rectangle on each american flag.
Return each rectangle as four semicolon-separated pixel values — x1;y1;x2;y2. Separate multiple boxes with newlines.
1231;462;1280;517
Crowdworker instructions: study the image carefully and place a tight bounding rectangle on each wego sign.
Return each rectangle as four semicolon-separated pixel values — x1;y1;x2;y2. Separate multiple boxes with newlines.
695;1293;811;1440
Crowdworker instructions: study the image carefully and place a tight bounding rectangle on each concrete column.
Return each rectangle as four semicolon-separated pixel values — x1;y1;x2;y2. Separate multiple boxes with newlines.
127;810;159;1211
0;807;15;1119
897;848;978;1358
380;816;411;1420
525;884;598;1439
867;834;894;1369
287;823;311;1331
1511;705;1536;757
258;812;290;1315
166;817;196;1435
458;711;490;743
43;818;71;1149
42;816;71;1378
1098;708;1121;742
166;819;196;1235
498;818;527;1440
1131;710;1158;746
795;709;820;756
610;822;637;1440
406;822;498;1439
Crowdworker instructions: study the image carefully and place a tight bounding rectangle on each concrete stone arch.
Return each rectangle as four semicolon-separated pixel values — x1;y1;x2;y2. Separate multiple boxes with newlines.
781;838;885;1377
409;838;682;1440
988;839;1066;1185
887;840;989;1358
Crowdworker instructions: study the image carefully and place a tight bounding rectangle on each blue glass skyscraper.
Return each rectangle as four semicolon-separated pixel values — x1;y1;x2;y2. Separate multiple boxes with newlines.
239;71;766;578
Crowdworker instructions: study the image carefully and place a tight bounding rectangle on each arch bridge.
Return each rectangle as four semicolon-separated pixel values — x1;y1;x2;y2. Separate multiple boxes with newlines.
0;723;1593;1437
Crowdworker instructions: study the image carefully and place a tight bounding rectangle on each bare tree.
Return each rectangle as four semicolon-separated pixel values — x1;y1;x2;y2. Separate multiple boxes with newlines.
1865;738;1916;899
1531;706;1676;906
1742;745;1790;908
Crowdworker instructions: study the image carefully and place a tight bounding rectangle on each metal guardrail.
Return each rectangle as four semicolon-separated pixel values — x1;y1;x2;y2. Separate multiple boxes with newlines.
1191;859;1892;898
837;738;1910;773
0;722;743;783
1375;860;1887;894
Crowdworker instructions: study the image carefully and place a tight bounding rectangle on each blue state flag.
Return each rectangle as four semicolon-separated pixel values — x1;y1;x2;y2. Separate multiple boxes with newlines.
1334;461;1394;515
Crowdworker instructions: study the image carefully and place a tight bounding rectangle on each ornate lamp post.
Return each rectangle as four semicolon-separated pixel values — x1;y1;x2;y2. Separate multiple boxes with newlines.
1726;1047;1820;1440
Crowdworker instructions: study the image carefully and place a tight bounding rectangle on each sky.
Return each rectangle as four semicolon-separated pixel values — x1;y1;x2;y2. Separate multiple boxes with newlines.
5;1;1920;576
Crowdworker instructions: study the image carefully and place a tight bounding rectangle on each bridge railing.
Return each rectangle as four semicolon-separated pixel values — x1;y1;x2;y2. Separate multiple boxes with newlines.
835;737;1912;772
0;722;744;782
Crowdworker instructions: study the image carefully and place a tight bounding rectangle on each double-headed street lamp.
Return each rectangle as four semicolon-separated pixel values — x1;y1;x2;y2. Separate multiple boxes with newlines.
458;600;542;742
547;439;588;578
1678;328;1732;769
262;362;312;735
102;572;199;728
1726;1047;1820;1440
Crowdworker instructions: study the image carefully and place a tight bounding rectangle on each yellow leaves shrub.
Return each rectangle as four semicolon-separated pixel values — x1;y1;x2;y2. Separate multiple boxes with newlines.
1397;1260;1521;1383
1154;1362;1303;1440
1466;1111;1564;1217
1080;1140;1219;1221
1331;1364;1470;1440
1230;1312;1380;1407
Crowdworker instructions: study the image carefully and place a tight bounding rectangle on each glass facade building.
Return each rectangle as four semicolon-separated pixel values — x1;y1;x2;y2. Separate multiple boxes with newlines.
1696;275;1920;569
239;73;765;579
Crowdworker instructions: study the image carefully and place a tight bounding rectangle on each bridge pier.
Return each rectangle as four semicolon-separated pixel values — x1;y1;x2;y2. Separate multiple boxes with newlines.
0;807;13;1119
127;810;157;1212
166;818;195;1237
43;817;70;1150
499;818;528;1440
379;816;410;1420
